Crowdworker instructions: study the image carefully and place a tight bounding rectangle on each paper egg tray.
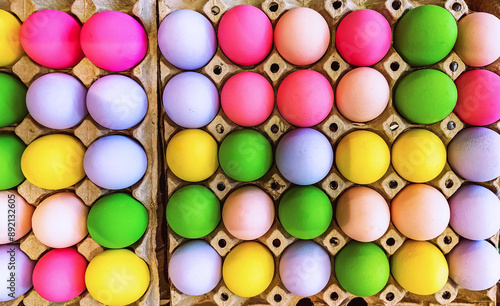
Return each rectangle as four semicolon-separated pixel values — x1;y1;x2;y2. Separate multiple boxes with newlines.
159;0;500;305
0;0;160;305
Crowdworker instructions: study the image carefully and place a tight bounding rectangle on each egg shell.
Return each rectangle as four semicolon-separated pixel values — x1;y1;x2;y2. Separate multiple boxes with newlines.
279;240;331;297
0;244;34;302
276;128;333;185
87;74;148;130
169;240;222;296
0;73;27;127
0;134;25;190
0;190;33;243
84;135;147;190
0;9;23;67
448;127;500;182
158;9;216;70
32;248;87;302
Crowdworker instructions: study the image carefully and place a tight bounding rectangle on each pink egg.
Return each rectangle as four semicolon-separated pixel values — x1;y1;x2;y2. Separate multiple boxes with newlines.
336;9;391;66
275;8;330;65
32;192;89;248
222;185;274;240
0;190;34;244
20;10;84;69
336;67;389;122
32;248;87;302
221;72;274;127
81;11;148;71
218;5;273;66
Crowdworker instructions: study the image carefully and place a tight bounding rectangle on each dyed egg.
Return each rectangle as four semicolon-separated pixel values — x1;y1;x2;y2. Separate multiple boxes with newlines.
449;185;500;240
336;67;389;122
87;75;148;130
280;240;331;297
32;193;88;248
167;185;220;239
335;241;389;297
218;5;273;66
336;186;389;242
394;5;457;66
84;135;147;190
219;129;272;182
0;191;33;243
391;129;446;183
276;128;333;185
158;9;216;70
87;193;148;248
0;245;34;302
85;249;149;305
275;7;330;65
223;242;274;297
448;127;500;182
0;73;27;127
26;73;87;129
279;186;332;239
221;72;274;127
394;69;457;124
391;184;450;241
0;9;23;67
33;248;87;302
0;134;25;190
163;72;219;128
81;11;148;71
277;70;333;127
20;10;84;69
169;240;222;295
166;129;218;182
335;130;390;184
222;186;274;240
391;240;448;295
336;9;391;66
454;12;500;67
454;69;500;126
447;240;500;291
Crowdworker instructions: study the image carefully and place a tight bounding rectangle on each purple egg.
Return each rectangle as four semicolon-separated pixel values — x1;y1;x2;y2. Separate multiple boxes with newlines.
0;245;35;302
448;127;500;182
447;240;500;291
84;135;147;190
276;128;333;185
449;185;500;240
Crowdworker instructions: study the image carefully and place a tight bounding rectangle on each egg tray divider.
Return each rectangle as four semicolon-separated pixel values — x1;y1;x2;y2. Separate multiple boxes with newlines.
0;0;160;305
159;0;500;305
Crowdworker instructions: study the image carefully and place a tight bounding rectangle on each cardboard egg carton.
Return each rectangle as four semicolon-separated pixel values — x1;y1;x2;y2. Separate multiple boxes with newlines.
159;0;500;305
0;0;159;305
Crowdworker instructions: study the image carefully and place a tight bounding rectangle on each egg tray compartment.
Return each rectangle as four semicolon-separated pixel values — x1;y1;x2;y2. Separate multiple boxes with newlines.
0;0;160;305
158;0;500;305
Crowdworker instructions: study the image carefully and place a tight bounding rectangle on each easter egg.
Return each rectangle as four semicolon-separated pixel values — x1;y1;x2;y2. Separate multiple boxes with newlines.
391;240;448;295
167;185;220;239
0;9;24;67
391;129;446;183
335;130;390;184
0;134;25;190
0;73;27;127
335;241;389;297
169;240;222;295
0;190;33;243
85;249;150;305
279;186;332;239
166;129;218;182
0;245;34;302
219;129;272;182
223;242;274;297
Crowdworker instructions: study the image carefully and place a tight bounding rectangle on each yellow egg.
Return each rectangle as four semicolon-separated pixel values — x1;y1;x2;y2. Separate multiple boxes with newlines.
85;249;150;306
391;240;448;295
335;130;390;184
0;9;24;67
166;129;218;182
223;241;274;297
21;134;85;190
391;129;446;183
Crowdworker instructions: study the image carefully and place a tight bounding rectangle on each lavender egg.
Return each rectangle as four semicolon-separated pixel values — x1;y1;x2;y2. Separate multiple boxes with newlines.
0;245;35;302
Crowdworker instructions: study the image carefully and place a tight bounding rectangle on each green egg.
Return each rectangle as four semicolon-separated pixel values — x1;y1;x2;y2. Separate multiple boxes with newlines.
87;193;148;248
335;241;390;297
166;185;220;239
394;69;457;124
394;5;457;66
0;73;28;127
0;134;25;190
